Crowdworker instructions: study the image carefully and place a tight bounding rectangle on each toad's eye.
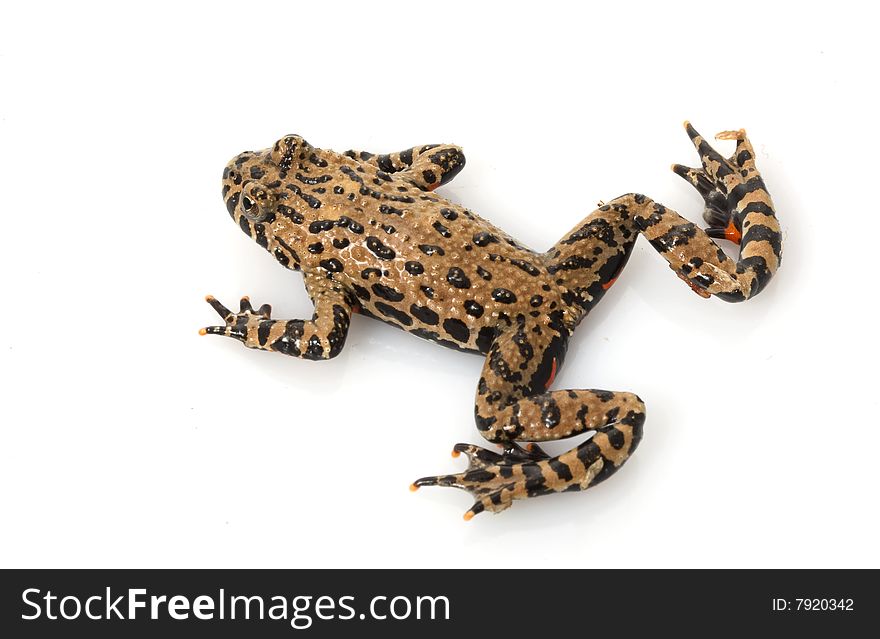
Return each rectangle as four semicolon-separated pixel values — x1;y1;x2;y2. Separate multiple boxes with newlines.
239;182;276;222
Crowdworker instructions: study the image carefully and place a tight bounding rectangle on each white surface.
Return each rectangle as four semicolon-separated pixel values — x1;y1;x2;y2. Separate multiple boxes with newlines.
1;1;877;569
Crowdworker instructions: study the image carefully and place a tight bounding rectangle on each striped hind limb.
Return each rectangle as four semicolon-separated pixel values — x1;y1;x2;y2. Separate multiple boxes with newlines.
412;316;646;518
569;124;782;303
656;122;782;301
411;393;646;519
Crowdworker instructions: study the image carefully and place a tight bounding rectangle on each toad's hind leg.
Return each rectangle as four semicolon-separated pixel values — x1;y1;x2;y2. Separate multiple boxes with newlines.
412;316;646;519
546;123;782;304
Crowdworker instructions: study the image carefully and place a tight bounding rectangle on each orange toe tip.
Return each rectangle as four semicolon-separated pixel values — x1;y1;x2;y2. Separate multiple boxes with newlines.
463;511;475;522
715;128;746;141
198;328;207;336
683;120;691;128
409;483;419;492
724;220;742;244
205;295;215;302
451;450;461;458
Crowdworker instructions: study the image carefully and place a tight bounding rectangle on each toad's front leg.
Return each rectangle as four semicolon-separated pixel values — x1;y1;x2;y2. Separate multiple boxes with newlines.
201;272;357;360
343;143;466;190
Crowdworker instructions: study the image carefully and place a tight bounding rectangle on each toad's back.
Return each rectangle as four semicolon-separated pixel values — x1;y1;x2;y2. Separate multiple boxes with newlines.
222;136;577;354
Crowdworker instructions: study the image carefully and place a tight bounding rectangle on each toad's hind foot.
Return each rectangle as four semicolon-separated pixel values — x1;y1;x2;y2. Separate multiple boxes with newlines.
412;429;632;520
671;123;762;246
412;445;521;518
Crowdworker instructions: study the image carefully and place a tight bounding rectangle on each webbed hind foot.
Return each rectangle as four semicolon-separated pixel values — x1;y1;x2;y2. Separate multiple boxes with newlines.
411;431;628;520
412;442;531;519
671;123;761;245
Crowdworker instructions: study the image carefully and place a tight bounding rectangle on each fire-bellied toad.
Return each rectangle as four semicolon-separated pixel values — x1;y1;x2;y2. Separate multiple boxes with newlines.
201;123;782;519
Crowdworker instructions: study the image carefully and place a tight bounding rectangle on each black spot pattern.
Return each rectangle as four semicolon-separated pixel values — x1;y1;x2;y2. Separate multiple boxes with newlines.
476;326;496;353
443;318;470;343
446;267;471;289
277;204;303;224
287;184;322;209
410;304;439;325
309;220;335;234
366;236;396;260
337;216;364;234
275;238;300;266
374;302;412;326
371;283;405;302
492;288;517;304
319;258;343;273
379;204;404;216
352;284;370;300
432;221;451;238
464;300;484;317
510;259;540;276
405;261;424;275
473;232;498;247
419;244;445;256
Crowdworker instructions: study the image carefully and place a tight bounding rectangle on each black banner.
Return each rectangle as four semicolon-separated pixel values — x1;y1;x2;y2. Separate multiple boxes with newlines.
1;569;875;637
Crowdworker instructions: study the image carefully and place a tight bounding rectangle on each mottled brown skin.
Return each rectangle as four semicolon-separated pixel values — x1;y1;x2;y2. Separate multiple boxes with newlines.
202;123;782;519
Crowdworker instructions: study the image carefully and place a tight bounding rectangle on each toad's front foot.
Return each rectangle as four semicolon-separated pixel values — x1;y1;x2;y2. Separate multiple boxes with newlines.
412;441;602;520
200;278;355;360
200;295;272;344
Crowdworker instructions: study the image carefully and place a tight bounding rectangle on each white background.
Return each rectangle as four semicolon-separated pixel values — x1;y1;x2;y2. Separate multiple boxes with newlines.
2;1;877;568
